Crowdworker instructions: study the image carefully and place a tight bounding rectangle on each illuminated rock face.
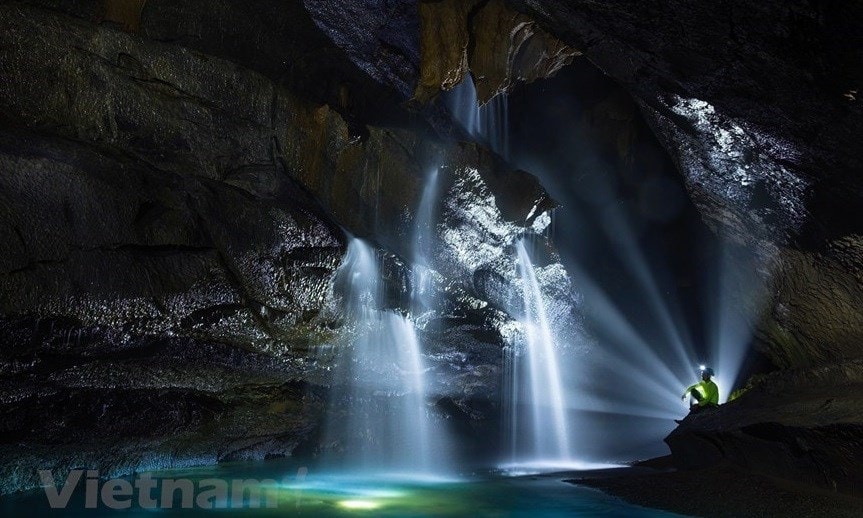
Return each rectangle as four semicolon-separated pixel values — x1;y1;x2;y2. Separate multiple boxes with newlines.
0;1;578;494
413;0;578;104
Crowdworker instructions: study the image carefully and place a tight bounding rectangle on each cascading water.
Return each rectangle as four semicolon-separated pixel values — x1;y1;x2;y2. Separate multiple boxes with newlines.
412;167;440;314
324;238;446;476
447;77;580;466
505;239;573;465
447;77;509;159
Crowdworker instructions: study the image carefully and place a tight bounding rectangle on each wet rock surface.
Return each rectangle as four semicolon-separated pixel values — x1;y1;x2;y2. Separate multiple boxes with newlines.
573;463;863;518
0;9;349;486
415;0;577;104
0;318;324;495
0;0;578;493
0;127;345;353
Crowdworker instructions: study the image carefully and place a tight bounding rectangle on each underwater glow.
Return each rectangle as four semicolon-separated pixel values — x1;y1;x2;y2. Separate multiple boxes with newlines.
338;499;381;510
498;459;623;477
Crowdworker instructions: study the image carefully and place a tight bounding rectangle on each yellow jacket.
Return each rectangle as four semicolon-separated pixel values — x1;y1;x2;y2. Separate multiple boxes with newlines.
684;379;719;406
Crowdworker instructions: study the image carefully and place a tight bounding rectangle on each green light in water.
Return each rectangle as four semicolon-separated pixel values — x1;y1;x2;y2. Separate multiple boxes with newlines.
338;499;381;511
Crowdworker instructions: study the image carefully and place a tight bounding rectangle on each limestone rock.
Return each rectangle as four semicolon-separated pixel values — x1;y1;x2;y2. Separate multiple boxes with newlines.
415;0;578;104
468;0;579;103
414;0;482;103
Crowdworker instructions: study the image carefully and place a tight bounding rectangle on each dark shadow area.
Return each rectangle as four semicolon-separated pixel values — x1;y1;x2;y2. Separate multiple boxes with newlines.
509;60;715;356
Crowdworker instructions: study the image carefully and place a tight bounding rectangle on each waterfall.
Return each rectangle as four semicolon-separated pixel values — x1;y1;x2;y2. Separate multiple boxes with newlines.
506;239;572;463
412;167;440;313
447;77;510;160
324;238;445;475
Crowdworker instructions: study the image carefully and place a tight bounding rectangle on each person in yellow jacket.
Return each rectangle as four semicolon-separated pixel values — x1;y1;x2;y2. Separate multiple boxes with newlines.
681;367;719;412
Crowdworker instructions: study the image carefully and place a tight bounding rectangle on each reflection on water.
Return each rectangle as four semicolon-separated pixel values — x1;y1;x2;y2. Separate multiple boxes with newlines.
2;460;691;517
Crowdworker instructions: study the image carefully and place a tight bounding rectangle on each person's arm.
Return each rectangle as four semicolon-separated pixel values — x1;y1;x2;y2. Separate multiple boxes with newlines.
682;383;698;399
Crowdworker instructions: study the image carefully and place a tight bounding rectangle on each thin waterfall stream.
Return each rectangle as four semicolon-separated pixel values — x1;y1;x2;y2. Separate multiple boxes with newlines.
447;77;510;160
502;240;573;466
320;166;452;476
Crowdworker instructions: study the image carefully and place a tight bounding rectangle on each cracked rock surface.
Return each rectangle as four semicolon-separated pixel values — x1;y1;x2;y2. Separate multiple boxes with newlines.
0;0;578;494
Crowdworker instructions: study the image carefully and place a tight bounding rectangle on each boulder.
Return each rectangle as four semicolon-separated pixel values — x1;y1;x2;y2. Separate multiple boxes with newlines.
667;360;863;496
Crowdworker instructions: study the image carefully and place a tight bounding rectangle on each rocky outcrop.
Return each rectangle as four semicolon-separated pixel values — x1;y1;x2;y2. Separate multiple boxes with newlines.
414;0;479;103
0;4;351;351
0;130;343;353
668;360;863;496
415;0;578;104
0;320;325;495
467;0;579;103
0;3;353;491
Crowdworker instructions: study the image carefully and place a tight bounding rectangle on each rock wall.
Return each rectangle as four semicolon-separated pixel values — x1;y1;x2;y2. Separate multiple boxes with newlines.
0;0;577;493
414;0;577;104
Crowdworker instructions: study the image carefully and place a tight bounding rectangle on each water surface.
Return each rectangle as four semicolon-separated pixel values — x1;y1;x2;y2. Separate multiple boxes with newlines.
2;460;691;517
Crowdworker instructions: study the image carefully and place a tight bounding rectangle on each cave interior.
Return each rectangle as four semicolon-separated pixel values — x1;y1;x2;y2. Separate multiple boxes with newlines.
0;0;861;516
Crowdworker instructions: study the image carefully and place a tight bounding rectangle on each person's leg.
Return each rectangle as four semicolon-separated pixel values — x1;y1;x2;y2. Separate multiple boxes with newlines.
687;389;703;412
